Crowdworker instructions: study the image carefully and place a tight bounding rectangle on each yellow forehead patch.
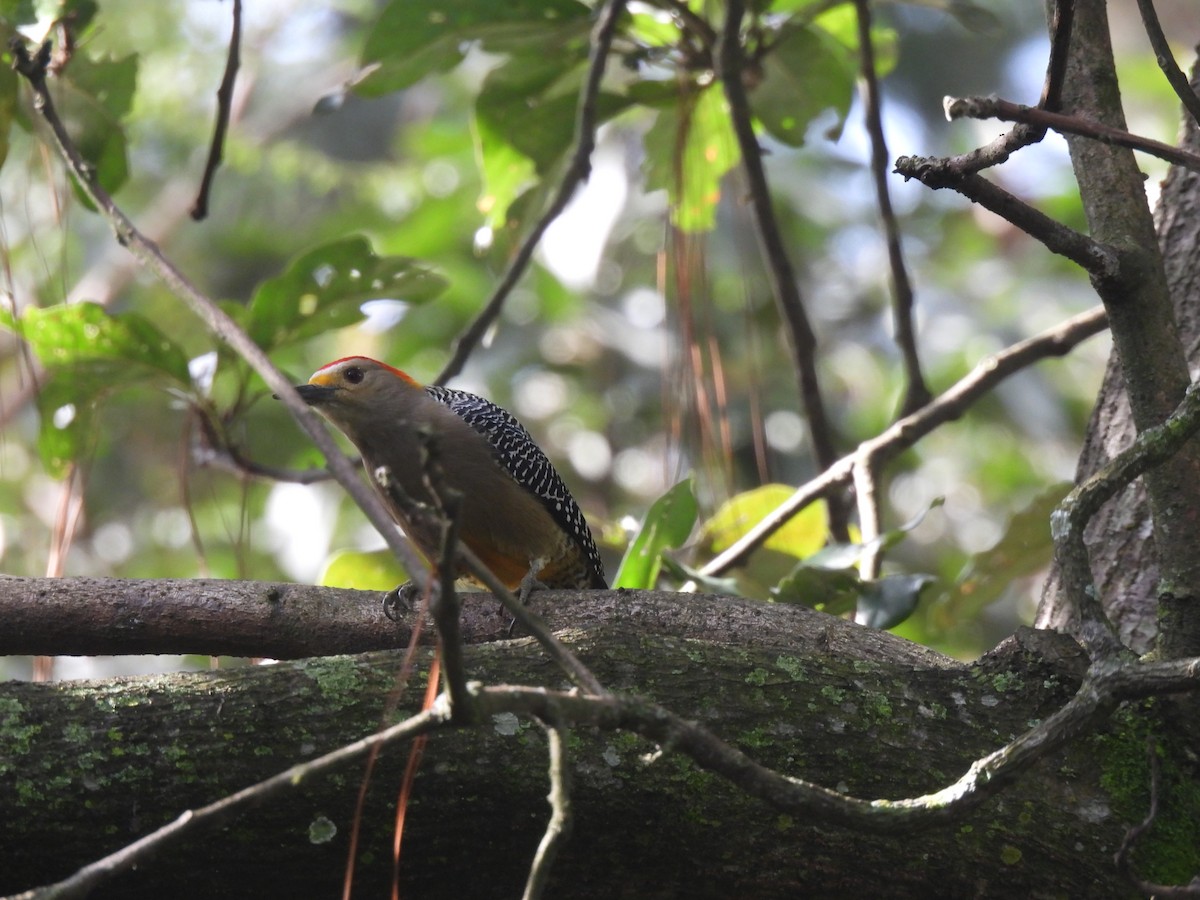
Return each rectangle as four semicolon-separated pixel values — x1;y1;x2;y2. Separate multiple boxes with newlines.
309;370;340;387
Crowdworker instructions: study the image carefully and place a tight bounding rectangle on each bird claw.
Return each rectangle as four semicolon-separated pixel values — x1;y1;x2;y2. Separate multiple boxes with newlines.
382;581;419;620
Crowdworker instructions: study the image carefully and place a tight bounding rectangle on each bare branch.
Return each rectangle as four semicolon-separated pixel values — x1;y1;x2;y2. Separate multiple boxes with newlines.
944;95;1200;174
435;0;627;386
700;306;1108;577
1134;0;1200;127
1040;0;1075;112
894;155;1119;279
523;722;573;900
852;0;929;417
191;0;242;220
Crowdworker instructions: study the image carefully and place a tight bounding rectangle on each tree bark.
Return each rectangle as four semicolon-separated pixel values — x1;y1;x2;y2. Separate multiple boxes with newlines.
2;582;1196;898
1036;17;1200;658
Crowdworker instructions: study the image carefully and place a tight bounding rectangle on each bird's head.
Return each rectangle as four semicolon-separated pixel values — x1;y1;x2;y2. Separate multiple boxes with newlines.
292;356;422;432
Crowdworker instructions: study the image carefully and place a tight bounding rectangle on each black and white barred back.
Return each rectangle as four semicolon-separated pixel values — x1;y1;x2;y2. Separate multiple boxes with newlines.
424;385;608;589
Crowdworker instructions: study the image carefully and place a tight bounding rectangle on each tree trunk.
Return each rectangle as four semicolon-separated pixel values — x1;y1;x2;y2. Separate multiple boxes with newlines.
2;585;1195;898
1037;50;1200;656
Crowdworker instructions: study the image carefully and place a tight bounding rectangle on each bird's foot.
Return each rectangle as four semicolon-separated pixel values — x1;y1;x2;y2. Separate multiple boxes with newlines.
382;581;419;620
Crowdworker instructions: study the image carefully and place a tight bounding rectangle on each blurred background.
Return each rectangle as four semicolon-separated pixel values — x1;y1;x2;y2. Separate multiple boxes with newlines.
1;0;1196;677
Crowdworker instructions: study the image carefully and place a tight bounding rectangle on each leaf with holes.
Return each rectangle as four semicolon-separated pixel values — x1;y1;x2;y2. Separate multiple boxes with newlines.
244;236;447;350
358;0;592;96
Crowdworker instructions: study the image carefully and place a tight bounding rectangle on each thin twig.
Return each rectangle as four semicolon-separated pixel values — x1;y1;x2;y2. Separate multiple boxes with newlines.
435;0;627;386
852;452;882;581
853;0;928;417
1040;0;1075;112
522;721;573;900
1134;0;1200;127
716;0;848;539
945;95;1200;174
191;0;242;219
894;156;1119;280
700;305;1108;577
10;37;434;593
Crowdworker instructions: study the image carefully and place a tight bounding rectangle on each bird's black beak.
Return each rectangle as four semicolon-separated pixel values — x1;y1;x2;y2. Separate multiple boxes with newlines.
274;384;338;406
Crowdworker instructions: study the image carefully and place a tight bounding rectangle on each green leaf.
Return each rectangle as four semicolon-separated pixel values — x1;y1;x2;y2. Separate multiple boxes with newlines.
626;10;681;47
55;53;138;198
772;563;933;629
33;370;99;477
772;565;860;616
5;301;190;382
753;23;855;147
473;53;632;225
810;6;899;79
613;477;698;589
357;0;591;96
244;236;447;350
319;549;408;591
857;573;936;630
0;0;36;26
700;484;828;559
643;84;740;232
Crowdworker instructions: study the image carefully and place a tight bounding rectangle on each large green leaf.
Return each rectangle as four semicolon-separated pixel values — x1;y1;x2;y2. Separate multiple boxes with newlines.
700;484;829;559
613;477;698;589
643;84;740;232
357;0;592;97
320;549;409;592
753;24;855;147
3;301;190;382
244;236;447;350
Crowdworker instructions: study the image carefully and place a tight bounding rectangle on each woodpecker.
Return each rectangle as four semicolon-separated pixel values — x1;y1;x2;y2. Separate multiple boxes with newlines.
293;356;607;593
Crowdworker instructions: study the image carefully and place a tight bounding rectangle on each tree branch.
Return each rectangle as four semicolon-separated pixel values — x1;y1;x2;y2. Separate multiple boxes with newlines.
190;0;242;220
18;645;1200;898
894;156;1119;278
944;95;1200;173
1134;0;1200;127
700;305;1108;577
852;0;929;417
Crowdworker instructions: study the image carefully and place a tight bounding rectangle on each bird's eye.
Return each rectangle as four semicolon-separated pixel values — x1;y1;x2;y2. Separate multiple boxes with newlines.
344;367;364;385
